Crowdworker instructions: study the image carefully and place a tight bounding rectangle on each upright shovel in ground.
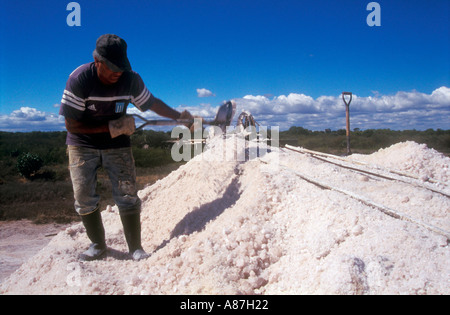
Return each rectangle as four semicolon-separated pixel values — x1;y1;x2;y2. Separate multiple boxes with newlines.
342;92;352;155
132;100;237;132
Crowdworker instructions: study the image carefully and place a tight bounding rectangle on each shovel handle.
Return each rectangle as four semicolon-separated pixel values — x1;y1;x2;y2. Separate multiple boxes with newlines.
132;100;236;131
132;114;192;131
132;114;216;131
342;92;353;106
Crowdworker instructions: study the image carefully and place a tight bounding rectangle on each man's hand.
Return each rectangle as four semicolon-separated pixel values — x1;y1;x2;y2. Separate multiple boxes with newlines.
108;115;136;138
178;110;194;120
179;110;203;131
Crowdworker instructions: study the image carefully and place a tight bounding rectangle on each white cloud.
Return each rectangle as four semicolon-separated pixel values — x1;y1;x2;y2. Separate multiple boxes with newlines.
196;88;215;98
0;107;65;132
234;87;450;131
10;107;46;121
0;87;448;132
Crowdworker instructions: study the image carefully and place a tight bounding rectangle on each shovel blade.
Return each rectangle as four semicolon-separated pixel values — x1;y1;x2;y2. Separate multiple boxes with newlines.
213;100;236;129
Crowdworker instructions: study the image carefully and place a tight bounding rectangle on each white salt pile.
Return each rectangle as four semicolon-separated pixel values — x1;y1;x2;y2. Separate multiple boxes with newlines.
1;136;449;295
350;141;450;183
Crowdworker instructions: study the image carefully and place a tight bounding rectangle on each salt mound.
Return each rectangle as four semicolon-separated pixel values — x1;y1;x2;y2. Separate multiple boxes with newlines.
350;141;450;183
1;137;449;295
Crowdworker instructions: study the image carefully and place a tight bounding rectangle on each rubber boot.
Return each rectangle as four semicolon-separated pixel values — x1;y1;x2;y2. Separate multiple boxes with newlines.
79;209;107;261
120;213;149;261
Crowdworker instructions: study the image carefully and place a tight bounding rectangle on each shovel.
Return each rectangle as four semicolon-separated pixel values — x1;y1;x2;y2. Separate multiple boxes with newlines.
342;92;352;155
132;100;236;131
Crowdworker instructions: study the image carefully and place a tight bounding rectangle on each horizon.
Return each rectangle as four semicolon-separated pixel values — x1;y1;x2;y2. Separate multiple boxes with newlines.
0;1;449;132
1;123;449;134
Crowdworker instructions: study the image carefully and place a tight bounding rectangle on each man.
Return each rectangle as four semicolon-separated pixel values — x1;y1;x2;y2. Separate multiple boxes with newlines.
60;34;193;261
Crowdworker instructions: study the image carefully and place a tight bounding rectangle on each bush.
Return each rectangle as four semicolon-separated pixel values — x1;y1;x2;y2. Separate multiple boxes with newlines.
16;152;43;179
133;147;174;168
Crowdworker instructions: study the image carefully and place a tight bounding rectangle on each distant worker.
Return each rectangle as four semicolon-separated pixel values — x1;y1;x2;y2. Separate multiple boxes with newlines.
59;34;194;261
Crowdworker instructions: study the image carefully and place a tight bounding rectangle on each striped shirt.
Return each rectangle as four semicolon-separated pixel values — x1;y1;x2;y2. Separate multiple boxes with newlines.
59;62;155;149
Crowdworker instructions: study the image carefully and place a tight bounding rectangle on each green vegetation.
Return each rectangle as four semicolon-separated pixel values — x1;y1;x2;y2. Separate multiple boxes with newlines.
0;130;181;223
16;152;44;179
0;130;175;180
279;128;450;156
0;128;448;223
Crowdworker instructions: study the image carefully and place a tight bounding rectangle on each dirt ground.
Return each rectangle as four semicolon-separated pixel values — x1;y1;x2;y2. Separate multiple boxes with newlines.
0;220;69;284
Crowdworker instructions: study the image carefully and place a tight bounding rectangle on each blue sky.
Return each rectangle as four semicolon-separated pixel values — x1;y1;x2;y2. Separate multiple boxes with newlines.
0;0;449;131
